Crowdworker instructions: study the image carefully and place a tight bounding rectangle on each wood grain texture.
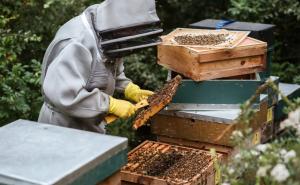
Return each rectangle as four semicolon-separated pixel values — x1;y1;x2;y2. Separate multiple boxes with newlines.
151;100;268;146
157;136;233;156
98;171;121;185
158;28;267;81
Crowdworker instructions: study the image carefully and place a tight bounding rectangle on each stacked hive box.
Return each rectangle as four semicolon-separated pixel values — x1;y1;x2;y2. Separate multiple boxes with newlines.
190;19;275;79
153;26;272;149
190;19;280;141
121;21;285;185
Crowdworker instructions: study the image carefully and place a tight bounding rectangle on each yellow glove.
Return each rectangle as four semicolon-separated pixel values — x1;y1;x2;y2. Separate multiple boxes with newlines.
108;96;136;118
125;82;154;103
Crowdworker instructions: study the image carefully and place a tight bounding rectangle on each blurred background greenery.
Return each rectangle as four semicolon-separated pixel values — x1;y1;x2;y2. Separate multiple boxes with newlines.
1;0;299;128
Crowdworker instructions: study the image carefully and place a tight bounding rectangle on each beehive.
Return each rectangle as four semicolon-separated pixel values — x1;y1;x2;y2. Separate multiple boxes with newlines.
121;141;223;185
158;28;267;81
151;95;269;147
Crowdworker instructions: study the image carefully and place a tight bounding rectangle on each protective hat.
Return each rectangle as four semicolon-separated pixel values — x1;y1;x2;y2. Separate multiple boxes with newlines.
94;0;163;58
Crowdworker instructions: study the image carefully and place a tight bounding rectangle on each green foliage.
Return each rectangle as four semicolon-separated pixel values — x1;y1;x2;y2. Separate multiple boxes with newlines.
124;49;168;90
228;0;300;83
272;62;300;84
0;12;42;125
221;81;300;184
156;0;229;32
0;0;100;126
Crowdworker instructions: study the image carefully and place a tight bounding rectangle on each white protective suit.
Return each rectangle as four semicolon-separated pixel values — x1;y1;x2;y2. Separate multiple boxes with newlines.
38;0;160;133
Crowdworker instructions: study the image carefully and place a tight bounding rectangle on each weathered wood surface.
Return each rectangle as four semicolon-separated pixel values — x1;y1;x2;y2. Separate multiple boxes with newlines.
151;99;268;146
157;136;233;156
260;106;275;143
98;171;121;185
158;28;267;81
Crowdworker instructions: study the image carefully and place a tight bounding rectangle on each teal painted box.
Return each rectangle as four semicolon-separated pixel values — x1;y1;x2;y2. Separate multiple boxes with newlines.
0;120;128;185
168;71;263;110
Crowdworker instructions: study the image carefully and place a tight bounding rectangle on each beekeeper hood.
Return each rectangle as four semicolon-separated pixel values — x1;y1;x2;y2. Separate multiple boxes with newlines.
93;0;163;58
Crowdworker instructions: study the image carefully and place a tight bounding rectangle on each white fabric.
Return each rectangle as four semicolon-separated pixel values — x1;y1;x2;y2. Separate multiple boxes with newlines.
95;0;160;32
38;10;131;132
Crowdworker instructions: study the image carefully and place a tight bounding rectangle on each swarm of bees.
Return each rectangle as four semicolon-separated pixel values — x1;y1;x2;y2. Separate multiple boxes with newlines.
174;33;229;46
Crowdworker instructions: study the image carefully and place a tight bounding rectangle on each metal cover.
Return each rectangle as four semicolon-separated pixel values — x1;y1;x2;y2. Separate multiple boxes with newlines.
275;83;300;122
159;109;240;124
0;120;128;185
161;94;268;124
278;83;300;101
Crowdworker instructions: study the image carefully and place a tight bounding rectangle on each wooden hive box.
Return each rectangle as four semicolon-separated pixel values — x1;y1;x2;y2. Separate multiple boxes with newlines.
157;28;267;81
151;95;269;147
121;141;223;185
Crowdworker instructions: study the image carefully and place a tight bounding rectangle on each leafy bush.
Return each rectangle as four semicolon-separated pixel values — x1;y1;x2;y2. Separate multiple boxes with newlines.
220;81;300;185
228;0;300;83
272;62;300;84
0;0;98;126
156;0;229;32
221;110;300;185
124;49;168;90
0;12;42;125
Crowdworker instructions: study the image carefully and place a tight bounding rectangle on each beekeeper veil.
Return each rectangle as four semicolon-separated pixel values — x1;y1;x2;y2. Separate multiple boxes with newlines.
94;0;163;58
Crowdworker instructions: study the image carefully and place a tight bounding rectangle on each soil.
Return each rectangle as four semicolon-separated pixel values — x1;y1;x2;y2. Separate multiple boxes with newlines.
174;33;229;46
123;141;213;184
133;75;182;129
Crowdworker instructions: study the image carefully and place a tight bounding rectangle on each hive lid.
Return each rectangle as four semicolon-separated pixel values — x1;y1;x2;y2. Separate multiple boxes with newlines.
161;28;250;49
189;19;275;46
0;120;127;185
278;83;300;101
190;19;275;32
160;94;268;123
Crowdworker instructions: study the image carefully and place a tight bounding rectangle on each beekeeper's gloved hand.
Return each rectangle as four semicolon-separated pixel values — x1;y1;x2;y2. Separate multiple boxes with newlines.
109;97;136;118
125;82;154;103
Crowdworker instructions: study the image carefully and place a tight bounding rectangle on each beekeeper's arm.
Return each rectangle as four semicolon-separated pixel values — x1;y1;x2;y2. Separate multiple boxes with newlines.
43;40;135;119
114;59;154;103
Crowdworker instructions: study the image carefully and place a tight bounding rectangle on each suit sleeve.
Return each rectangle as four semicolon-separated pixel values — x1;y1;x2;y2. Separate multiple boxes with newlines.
42;40;110;118
115;58;132;93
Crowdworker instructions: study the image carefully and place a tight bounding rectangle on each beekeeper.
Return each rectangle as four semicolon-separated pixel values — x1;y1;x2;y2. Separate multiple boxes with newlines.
38;0;163;133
